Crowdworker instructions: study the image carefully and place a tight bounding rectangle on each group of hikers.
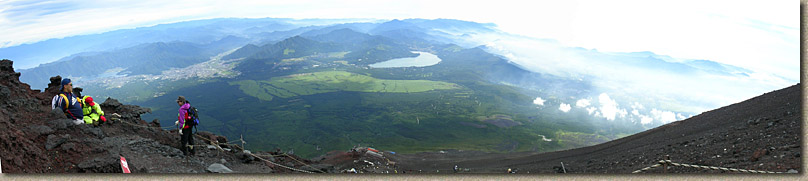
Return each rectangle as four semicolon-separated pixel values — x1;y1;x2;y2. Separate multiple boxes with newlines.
51;78;106;126
51;78;199;156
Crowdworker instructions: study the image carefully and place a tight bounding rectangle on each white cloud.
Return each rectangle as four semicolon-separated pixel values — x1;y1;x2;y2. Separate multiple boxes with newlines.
559;103;571;113
639;115;653;125
532;97;546;106
617;109;628;119
651;108;677;124
586;107;597;115
631;102;644;110
631;109;640;116
575;98;591;108
597;93;620;121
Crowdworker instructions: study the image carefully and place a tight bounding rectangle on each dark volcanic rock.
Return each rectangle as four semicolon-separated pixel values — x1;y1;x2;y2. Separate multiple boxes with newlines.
80;126;105;139
236;151;256;163
77;154;120;173
45;134;69;150
48;108;67;120
101;97;123;109
26;125;55;137
61;143;77;152
47;119;74;130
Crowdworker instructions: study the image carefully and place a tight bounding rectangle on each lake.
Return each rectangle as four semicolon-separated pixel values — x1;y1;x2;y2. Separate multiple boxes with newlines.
368;51;441;68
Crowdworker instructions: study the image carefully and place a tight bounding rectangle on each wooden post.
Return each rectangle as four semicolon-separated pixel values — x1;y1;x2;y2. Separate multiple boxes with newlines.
663;155;670;173
560;162;567;173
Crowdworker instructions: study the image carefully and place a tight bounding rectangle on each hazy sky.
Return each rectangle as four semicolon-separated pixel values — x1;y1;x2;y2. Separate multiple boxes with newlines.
0;0;799;80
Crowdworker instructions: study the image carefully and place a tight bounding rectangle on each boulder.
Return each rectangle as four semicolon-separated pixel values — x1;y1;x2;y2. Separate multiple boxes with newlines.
45;134;69;150
48;108;67;120
150;119;161;128
47;119;74;130
60;143;76;152
80;126;105;139
77;154;119;173
101;98;123;110
236;151;256;163
26;125;54;137
206;163;233;173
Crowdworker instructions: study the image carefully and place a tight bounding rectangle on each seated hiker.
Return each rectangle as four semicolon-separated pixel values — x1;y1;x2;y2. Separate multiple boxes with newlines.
76;89;106;126
53;78;84;125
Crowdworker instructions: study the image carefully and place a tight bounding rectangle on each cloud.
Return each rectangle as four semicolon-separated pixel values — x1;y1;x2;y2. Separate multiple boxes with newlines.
480;34;794;115
630;102;644;110
676;113;687;120
532;97;546;106
639;115;653;125
558;103;571;113
651;108;677;124
597;93;621;121
586;107;597;115
575;98;591;108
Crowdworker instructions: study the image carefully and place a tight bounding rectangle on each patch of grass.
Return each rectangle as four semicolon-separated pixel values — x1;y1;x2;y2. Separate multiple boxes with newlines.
283;48;295;55
229;80;274;101
281;57;306;62
333;61;349;65
328;52;349;58
230;71;459;100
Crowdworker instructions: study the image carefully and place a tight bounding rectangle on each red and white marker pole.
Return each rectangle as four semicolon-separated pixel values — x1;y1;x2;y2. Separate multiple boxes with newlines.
120;156;130;173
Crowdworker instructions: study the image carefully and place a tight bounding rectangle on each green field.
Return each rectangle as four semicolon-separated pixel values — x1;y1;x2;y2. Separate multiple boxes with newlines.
229;71;460;101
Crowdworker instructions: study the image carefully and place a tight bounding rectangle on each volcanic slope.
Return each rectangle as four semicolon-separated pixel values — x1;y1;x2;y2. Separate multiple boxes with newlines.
391;83;802;173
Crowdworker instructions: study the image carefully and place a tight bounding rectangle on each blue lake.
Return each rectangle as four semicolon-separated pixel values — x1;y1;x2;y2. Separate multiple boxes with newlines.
368;51;441;68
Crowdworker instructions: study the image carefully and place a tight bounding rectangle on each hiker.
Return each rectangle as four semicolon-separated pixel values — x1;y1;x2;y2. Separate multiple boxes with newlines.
73;87;106;126
175;96;195;155
53;78;84;125
81;96;106;126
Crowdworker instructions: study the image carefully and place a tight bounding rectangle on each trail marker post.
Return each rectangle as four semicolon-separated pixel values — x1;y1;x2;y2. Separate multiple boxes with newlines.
120;156;131;173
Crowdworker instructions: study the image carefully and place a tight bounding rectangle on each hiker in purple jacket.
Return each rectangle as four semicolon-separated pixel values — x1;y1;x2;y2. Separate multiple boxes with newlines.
174;96;195;155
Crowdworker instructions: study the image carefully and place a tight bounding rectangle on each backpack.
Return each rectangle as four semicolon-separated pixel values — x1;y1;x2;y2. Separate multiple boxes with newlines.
187;106;200;127
58;93;82;120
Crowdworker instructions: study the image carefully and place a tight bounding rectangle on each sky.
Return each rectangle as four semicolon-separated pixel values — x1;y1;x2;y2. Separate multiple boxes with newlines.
0;0;799;80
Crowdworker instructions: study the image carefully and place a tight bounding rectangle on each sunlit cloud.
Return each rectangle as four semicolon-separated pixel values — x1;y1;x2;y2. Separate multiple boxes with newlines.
559;103;571;113
597;93;620;121
575;98;590;108
651;108;677;124
533;97;546;106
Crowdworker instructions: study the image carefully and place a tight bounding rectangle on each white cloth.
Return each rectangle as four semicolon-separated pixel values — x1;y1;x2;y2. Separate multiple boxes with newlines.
72;118;84;125
51;95;59;110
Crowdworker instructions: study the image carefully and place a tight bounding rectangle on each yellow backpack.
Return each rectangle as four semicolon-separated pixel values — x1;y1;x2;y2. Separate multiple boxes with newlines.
58;93;82;109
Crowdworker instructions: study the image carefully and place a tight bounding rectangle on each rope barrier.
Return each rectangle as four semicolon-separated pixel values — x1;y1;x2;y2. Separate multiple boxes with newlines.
282;152;326;173
631;160;666;173
632;159;785;173
193;135;317;173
